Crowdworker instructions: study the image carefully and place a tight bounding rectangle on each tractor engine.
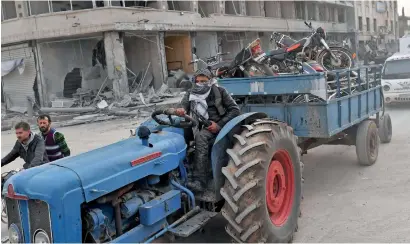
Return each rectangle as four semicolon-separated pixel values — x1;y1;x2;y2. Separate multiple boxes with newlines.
82;188;157;242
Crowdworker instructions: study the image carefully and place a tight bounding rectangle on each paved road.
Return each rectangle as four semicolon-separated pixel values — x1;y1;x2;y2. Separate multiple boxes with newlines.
2;105;409;242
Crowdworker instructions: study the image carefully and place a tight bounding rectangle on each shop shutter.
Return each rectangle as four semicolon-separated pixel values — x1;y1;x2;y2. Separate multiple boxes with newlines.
1;43;36;112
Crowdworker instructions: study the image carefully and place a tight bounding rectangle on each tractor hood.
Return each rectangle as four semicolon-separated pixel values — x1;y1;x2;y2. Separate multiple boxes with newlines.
51;130;186;202
3;163;84;204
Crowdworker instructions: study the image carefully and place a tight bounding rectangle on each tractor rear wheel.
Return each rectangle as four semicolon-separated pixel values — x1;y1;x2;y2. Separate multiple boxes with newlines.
220;119;302;243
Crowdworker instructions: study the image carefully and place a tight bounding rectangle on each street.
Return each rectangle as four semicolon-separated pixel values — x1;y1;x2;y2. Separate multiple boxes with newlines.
1;105;410;242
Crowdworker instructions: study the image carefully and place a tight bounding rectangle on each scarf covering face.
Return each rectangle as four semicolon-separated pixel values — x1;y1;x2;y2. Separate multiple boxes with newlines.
189;68;213;124
189;84;211;120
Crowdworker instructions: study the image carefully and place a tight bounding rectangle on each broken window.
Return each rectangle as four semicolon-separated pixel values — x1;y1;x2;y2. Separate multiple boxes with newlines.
28;1;50;15
167;1;192;11
225;1;240;15
63;68;82;98
328;6;335;22
280;1;293;19
359;16;363;31
264;1;280;18
338;8;345;23
307;3;316;20
72;1;94;10
294;1;305;20
198;1;216;17
51;1;71;12
318;4;326;21
366;17;370;31
1;1;17;21
246;1;263;17
110;0;124;7
123;1;155;8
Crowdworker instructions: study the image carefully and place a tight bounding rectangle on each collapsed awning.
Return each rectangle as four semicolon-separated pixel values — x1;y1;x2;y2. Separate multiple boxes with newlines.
1;58;25;77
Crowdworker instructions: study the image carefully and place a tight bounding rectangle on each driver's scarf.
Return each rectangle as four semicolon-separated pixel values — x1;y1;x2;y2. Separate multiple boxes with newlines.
189;83;212;136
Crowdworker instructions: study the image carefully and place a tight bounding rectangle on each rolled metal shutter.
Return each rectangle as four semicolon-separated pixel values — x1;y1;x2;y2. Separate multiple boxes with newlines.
1;43;36;112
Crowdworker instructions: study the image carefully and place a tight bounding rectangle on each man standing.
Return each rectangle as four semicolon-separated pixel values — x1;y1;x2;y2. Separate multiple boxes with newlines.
1;122;49;169
176;69;240;191
37;114;71;162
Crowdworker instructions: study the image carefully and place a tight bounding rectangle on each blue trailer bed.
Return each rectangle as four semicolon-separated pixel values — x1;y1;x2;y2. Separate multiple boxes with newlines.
218;66;383;138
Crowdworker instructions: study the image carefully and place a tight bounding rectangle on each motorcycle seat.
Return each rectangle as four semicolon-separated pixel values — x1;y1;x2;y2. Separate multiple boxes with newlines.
268;48;287;61
281;36;296;47
211;61;231;70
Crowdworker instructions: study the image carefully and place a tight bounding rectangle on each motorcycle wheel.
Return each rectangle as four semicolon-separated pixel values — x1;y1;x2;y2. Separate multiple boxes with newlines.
317;47;353;71
244;61;275;77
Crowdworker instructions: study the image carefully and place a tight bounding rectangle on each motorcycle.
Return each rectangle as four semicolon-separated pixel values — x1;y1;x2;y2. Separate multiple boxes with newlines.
214;38;274;78
189;52;231;75
268;21;355;71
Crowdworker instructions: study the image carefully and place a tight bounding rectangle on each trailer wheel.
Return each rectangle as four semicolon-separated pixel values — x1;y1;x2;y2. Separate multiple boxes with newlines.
356;120;380;166
378;113;392;143
220;120;302;243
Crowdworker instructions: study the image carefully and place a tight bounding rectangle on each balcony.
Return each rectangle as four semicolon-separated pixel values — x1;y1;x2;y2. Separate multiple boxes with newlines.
1;7;350;45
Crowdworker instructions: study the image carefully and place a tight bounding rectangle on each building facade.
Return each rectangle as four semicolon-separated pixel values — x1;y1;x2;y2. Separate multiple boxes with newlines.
398;7;410;37
0;0;377;110
353;0;398;53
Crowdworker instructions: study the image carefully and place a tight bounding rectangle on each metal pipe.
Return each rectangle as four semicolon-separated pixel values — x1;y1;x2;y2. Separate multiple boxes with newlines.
170;179;195;210
113;202;123;236
144;206;200;243
40;107;97;113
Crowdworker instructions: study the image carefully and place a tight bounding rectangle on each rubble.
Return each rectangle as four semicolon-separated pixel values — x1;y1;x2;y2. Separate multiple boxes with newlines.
1;66;188;131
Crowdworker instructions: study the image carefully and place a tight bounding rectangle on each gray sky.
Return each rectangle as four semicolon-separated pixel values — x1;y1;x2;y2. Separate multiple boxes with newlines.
398;0;410;16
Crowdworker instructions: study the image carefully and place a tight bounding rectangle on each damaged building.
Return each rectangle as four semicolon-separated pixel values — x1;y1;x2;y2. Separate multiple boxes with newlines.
2;0;360;111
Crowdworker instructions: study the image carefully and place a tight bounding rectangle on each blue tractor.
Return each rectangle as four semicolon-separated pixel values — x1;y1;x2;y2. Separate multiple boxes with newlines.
2;66;390;243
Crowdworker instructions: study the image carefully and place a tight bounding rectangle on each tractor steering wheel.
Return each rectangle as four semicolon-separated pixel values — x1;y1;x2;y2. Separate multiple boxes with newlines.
151;108;197;128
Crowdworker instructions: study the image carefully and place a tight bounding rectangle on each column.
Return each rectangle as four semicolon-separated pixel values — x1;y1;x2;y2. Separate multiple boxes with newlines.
190;0;198;12
103;31;129;99
214;0;225;15
157;32;168;84
315;3;320;21
15;0;29;17
239;0;246;16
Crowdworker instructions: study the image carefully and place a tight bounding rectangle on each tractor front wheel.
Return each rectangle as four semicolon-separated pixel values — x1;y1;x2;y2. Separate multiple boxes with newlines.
220;119;302;243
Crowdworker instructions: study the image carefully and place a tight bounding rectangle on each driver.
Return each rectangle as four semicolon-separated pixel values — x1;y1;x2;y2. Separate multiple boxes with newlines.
176;69;240;191
1;121;49;169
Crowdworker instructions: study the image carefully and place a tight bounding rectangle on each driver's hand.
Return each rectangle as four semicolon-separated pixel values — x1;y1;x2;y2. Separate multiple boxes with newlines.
175;108;186;117
207;121;221;134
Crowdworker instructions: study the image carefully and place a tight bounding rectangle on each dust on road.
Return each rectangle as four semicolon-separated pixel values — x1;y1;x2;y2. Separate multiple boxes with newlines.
1;106;409;242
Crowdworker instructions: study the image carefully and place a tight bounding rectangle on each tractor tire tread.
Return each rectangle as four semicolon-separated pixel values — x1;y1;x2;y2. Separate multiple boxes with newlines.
220;119;302;243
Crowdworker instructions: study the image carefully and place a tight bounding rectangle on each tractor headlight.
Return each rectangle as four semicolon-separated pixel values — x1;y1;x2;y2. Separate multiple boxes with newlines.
8;224;22;243
34;230;50;243
383;85;390;91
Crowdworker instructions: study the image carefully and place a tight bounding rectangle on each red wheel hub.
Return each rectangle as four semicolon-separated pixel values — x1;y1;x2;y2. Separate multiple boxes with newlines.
266;150;295;226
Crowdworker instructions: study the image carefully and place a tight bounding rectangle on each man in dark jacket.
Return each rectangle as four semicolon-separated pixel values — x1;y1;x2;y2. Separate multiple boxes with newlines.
1;122;49;169
176;69;240;190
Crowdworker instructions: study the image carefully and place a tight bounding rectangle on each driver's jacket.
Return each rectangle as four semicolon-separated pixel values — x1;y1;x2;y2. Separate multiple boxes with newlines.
181;85;240;128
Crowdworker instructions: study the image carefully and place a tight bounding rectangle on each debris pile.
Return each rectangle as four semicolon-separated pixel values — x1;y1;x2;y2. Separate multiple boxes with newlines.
2;63;193;131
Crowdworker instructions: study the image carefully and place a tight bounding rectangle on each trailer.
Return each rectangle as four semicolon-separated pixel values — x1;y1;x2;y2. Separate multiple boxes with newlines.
218;65;392;163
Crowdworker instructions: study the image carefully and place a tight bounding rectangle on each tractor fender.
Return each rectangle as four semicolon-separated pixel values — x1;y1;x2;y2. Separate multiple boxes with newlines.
211;112;267;201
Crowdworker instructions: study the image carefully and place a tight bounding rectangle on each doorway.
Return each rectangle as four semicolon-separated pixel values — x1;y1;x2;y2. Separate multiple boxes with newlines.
164;34;193;73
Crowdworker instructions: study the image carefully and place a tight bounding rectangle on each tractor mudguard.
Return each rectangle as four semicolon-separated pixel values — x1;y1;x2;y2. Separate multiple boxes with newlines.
211;112;267;201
